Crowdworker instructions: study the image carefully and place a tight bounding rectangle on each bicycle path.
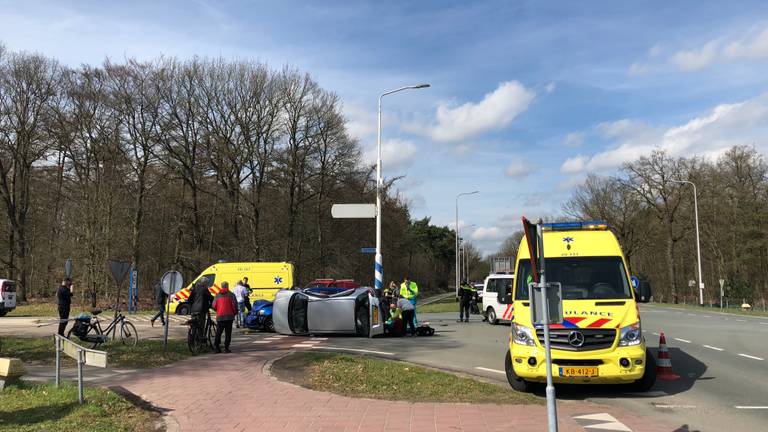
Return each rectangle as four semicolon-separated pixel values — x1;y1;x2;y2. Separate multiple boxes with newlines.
102;344;673;432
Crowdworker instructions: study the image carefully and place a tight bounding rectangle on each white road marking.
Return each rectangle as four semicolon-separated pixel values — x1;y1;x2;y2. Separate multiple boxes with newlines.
475;367;505;374
734;406;768;410
760;322;768;325
652;332;660;336
738;354;765;361
653;404;697;409
703;345;724;351
736;319;746;322
674;338;691;343
311;337;328;340
701;315;711;318
302;340;322;344
291;344;314;348
251;340;270;344
687;313;696;316
572;413;632;432
311;346;395;356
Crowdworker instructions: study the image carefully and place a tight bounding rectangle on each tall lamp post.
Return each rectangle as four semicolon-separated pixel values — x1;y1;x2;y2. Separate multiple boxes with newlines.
455;191;478;296
461;224;476;282
376;83;430;292
672;179;703;305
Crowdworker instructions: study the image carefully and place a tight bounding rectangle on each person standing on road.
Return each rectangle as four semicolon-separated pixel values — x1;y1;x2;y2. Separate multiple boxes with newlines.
56;278;73;336
212;281;237;353
399;276;419;327
458;280;474;323
240;277;252;312
150;282;167;327
233;281;249;328
397;296;416;336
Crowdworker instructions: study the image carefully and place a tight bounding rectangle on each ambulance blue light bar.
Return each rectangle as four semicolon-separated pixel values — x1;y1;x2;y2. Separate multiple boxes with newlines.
542;220;608;231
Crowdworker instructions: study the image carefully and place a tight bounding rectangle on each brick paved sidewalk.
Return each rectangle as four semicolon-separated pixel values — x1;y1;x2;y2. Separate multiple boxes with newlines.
107;346;675;432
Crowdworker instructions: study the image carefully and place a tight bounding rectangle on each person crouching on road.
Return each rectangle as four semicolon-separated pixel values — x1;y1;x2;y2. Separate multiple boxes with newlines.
397;296;416;336
385;302;404;337
233;281;249;328
458;280;473;323
399;276;419;328
212;282;238;353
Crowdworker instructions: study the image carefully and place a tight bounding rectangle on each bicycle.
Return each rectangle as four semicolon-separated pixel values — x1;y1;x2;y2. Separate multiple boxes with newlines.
185;311;217;354
67;305;139;349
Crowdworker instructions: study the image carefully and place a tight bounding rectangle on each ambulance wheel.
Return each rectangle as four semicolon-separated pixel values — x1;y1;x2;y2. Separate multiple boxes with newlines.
487;307;498;325
630;348;657;392
505;350;534;393
176;304;190;315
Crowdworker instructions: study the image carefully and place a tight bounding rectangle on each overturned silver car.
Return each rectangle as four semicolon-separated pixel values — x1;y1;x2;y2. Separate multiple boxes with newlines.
273;286;384;337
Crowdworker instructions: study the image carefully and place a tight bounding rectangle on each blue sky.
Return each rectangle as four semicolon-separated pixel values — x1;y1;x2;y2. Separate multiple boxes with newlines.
4;0;768;253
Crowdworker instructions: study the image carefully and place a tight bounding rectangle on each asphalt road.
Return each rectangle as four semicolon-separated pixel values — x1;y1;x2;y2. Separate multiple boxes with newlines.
306;304;768;432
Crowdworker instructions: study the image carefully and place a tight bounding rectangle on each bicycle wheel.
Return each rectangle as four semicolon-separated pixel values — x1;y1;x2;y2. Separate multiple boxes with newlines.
207;321;217;350
120;321;138;346
187;326;203;354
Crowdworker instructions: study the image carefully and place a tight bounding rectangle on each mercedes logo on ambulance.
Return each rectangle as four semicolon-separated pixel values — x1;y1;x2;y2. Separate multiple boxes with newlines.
568;330;585;347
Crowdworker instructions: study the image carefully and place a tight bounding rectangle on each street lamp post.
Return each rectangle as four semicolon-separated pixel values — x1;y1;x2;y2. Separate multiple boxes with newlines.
376;83;430;292
461;224;476;282
672;179;704;305
455;191;478;296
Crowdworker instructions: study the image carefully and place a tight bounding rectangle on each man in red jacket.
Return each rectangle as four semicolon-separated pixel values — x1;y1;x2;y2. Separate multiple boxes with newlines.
212;281;238;353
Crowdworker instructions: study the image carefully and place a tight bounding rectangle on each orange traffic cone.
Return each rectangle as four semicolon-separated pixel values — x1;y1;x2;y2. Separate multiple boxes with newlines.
656;332;680;381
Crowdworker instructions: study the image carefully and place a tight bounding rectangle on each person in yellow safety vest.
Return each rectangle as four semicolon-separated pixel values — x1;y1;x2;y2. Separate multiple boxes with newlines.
400;276;419;327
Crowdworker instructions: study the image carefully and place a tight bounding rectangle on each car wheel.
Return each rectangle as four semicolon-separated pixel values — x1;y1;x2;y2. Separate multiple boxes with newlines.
505;349;534;392
630;348;657;392
487;307;498;325
176;304;190;315
0;310;7;317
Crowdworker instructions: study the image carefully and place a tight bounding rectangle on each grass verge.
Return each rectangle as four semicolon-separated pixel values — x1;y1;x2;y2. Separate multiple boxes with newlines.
7;303;154;317
272;352;540;405
0;381;160;432
0;336;189;368
419;296;460;313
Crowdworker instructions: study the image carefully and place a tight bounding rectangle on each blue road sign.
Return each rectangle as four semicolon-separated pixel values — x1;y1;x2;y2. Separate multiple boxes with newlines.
361;247;376;254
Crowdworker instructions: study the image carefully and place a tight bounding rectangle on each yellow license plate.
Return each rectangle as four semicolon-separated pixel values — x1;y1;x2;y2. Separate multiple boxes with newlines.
559;367;599;377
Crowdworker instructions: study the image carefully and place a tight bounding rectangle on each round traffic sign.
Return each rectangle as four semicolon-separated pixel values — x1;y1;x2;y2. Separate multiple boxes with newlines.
161;270;184;295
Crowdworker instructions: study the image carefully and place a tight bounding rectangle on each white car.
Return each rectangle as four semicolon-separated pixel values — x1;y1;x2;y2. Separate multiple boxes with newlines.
481;273;514;324
0;279;17;317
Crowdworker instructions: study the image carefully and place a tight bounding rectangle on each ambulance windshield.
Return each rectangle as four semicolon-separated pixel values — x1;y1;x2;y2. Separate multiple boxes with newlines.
515;257;632;300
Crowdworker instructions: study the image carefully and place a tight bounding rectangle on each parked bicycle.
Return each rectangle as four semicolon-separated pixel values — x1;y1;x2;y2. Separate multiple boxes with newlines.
185;312;217;354
68;305;138;349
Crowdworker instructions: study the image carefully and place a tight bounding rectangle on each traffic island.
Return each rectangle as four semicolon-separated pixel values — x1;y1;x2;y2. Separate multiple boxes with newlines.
271;351;541;405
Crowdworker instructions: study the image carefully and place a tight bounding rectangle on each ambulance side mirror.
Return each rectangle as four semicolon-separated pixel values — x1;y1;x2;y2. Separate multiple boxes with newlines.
637;281;652;303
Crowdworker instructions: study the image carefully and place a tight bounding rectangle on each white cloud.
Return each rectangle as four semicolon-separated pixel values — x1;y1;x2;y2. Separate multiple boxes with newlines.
560;155;587;174
724;27;768;60
504;160;531;179
363;138;418;171
414;81;535;143
344;102;376;142
560;93;768;175
471;226;505;241
564;132;585;147
671;39;721;71
628;62;650;76
545;82;556;93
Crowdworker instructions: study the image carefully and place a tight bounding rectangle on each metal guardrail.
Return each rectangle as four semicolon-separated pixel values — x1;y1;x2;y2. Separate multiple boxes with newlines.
54;334;108;404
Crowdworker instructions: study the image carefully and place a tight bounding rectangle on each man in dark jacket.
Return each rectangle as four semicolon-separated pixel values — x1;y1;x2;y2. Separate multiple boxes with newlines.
212;282;237;353
458;280;474;323
56;278;73;336
188;277;213;334
150;282;167;327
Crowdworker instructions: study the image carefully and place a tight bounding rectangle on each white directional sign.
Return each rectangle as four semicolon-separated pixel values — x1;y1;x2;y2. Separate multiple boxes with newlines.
161;270;184;295
331;203;376;219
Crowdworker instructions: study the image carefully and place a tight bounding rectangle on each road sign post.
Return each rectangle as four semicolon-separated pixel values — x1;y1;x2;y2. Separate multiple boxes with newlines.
719;279;725;311
161;270;184;351
331;203;379;290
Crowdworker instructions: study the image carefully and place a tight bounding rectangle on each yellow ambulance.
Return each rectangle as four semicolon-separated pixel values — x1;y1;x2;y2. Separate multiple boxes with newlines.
169;262;295;315
505;221;656;392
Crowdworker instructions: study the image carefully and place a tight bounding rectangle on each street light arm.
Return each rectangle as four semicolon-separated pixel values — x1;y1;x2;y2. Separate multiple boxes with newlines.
380;84;431;99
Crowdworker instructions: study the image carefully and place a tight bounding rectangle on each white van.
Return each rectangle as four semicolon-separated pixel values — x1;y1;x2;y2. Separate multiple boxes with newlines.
0;279;17;317
481;273;514;324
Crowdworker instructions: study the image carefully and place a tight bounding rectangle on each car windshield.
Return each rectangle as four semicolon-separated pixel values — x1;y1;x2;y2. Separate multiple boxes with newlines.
515;257;632;300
